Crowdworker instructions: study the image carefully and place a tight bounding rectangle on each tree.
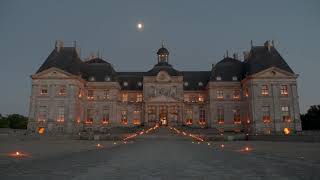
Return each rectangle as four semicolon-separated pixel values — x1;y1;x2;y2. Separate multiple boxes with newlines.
0;114;9;128
301;105;320;130
6;114;28;129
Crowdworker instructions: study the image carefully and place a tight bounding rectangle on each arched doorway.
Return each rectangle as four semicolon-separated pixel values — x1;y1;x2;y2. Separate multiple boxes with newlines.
159;106;168;126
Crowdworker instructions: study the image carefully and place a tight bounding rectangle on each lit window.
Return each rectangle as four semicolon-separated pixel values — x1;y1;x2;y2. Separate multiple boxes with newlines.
217;90;224;99
133;110;140;125
121;111;128;125
40;86;48;95
232;76;238;81
185;109;193;125
262;106;271;123
102;108;109;125
261;85;269;96
59;85;66;96
281;106;291;122
38;106;48;122
216;76;222;81
57;106;65;122
123;81;128;87
184;82;189;86
198;82;203;86
244;87;249;97
190;95;197;102
280;85;288;96
122;93;128;102
78;88;83;98
86;109;94;124
233;109;241;124
217;108;224;124
199;109;206;125
198;94;204;102
233;90;240;99
104;90;109;99
136;94;143;102
184;94;190;102
87;90;94;100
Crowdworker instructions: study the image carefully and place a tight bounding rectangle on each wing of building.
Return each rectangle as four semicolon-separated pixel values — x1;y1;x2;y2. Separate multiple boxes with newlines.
28;40;301;135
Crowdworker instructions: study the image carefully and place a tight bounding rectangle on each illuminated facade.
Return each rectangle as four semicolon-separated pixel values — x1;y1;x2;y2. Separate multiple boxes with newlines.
28;40;302;135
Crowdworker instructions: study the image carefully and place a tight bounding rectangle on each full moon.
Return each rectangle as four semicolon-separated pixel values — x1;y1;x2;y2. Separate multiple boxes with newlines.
137;22;143;30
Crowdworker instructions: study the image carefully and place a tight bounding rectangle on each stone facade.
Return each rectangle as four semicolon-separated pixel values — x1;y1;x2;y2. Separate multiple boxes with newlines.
27;41;301;135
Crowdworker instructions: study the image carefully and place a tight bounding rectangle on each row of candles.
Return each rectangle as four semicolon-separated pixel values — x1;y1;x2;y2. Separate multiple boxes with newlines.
168;126;252;152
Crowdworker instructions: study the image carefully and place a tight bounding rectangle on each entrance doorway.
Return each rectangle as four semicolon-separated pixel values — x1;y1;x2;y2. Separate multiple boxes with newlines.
159;106;168;126
159;113;167;126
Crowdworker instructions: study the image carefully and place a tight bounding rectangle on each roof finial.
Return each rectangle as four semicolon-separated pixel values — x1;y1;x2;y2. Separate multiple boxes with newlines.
73;40;77;48
161;40;164;48
226;50;229;58
250;40;253;48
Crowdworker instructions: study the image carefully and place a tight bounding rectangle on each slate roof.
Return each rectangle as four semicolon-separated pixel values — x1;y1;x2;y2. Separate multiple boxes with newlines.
211;57;244;81
244;45;294;75
36;42;295;91
182;71;211;90
36;47;83;75
145;62;182;76
117;72;144;90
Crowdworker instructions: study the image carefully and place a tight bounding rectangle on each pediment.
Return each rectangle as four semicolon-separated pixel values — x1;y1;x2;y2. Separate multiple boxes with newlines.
148;95;180;103
32;67;74;79
156;71;171;82
250;67;297;79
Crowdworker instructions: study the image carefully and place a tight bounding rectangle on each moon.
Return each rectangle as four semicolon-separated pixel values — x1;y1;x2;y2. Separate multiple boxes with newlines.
137;22;143;31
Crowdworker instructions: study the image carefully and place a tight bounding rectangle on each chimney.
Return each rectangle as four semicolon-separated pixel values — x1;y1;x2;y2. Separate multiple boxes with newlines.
264;40;272;52
55;40;64;52
243;51;250;60
212;63;215;69
233;53;238;59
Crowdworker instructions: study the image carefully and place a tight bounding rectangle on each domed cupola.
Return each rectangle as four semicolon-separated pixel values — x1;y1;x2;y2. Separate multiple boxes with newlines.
211;54;244;81
156;42;169;64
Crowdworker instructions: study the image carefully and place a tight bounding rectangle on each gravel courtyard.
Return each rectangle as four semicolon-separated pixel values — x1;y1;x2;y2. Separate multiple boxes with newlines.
1;127;320;180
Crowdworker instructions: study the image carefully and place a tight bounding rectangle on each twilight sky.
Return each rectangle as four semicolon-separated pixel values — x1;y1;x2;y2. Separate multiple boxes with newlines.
0;0;319;116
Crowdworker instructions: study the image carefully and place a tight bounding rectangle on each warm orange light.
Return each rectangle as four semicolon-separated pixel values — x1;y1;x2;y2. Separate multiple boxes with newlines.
245;147;250;151
221;144;225;148
207;143;211;146
97;143;102;148
16;152;20;156
284;128;290;135
38;127;45;134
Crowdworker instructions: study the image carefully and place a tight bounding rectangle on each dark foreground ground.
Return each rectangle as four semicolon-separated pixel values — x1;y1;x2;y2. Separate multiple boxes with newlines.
1;127;320;180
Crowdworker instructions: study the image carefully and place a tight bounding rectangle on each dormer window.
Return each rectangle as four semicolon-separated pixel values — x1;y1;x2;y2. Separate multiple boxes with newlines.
216;76;222;81
89;76;95;82
198;82;203;86
232;76;238;81
184;82;189;86
104;76;111;81
123;82;128;87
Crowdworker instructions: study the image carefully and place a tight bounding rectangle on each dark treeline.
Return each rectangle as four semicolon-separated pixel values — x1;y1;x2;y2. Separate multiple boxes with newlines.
301;105;320;130
0;114;28;129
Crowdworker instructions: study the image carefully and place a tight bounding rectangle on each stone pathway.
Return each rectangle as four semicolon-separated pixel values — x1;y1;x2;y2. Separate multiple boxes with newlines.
1;127;320;180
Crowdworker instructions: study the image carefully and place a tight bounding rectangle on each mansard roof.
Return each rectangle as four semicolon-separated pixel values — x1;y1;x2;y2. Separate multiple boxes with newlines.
183;71;211;90
244;45;294;76
210;57;244;81
117;72;144;90
35;41;296;90
145;62;182;76
36;47;83;75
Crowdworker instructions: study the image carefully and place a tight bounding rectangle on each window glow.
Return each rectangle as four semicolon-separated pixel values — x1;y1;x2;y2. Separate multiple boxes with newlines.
217;90;224;99
281;85;288;96
261;85;269;96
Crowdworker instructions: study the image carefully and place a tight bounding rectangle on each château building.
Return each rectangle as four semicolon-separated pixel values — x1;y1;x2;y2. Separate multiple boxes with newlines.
28;40;301;135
